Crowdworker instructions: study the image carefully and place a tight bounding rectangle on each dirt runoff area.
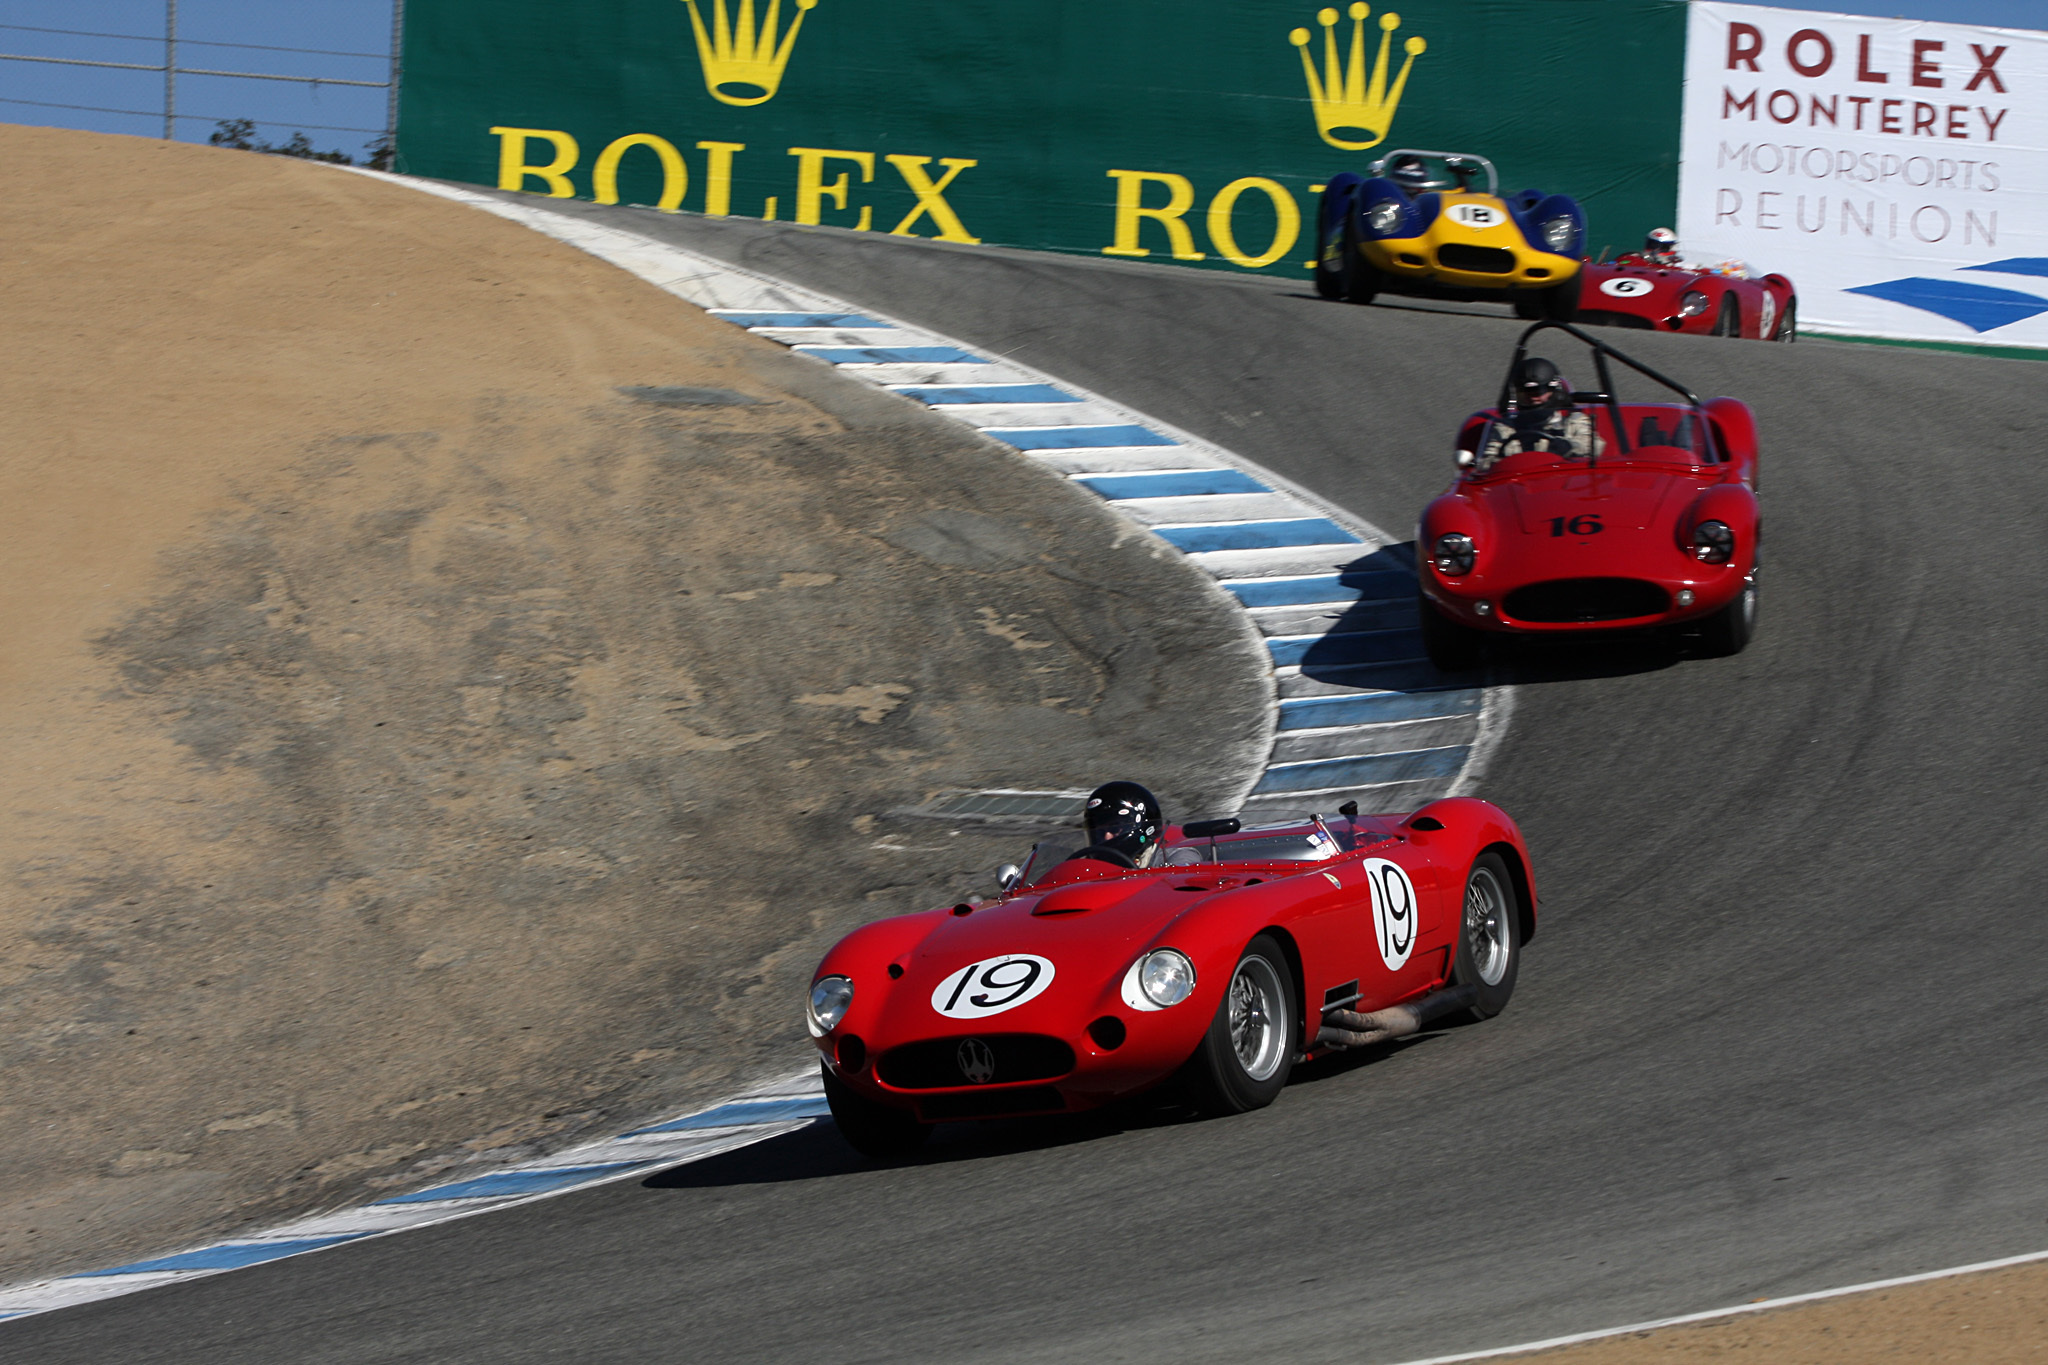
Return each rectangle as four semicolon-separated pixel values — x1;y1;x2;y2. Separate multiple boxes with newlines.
1517;1259;2048;1363
0;123;1270;1283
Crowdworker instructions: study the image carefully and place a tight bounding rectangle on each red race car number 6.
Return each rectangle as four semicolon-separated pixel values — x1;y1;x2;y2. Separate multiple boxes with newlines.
1364;858;1419;971
931;954;1057;1019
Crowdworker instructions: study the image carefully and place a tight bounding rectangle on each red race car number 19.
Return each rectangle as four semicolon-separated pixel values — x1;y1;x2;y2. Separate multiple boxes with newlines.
1364;858;1420;971
931;954;1057;1019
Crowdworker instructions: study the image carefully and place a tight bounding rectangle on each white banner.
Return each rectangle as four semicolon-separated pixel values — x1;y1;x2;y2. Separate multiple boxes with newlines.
1678;2;2048;346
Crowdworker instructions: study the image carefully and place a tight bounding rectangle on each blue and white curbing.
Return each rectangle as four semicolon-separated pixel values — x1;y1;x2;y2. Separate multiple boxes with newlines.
0;173;1508;1323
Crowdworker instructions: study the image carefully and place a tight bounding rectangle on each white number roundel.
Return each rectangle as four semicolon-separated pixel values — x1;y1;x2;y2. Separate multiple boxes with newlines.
1759;291;1777;336
1600;276;1655;298
1447;202;1501;228
1364;858;1419;971
930;954;1056;1019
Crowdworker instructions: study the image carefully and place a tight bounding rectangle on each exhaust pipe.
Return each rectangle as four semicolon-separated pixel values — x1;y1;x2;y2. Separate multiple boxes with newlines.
1316;984;1478;1049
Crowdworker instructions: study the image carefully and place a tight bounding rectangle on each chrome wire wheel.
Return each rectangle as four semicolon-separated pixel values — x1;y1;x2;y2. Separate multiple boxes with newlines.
1464;866;1513;987
1227;955;1289;1082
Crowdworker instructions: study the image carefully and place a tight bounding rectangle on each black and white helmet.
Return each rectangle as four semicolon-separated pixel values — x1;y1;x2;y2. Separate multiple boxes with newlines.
1082;781;1162;863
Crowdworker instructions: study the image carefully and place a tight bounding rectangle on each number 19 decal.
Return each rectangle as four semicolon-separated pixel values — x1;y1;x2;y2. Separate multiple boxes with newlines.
931;954;1056;1019
1364;858;1419;971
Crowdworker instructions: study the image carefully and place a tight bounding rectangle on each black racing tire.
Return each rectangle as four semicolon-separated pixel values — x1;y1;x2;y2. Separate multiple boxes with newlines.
1450;852;1521;1020
1339;213;1381;305
822;1063;931;1159
1539;270;1581;322
1419;592;1487;673
1511;291;1544;321
1775;298;1798;342
1314;193;1344;300
1694;569;1758;657
1181;933;1296;1116
1711;294;1741;337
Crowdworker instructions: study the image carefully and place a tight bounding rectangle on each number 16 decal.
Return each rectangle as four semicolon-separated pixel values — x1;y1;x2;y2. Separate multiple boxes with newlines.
931;954;1056;1019
1364;858;1419;971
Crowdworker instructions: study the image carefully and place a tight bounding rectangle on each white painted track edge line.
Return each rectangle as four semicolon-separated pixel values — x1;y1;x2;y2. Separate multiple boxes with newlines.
1375;1246;2048;1365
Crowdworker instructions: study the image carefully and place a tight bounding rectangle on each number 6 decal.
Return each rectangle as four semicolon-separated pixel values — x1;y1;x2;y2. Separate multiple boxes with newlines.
931;954;1056;1019
1364;858;1419;971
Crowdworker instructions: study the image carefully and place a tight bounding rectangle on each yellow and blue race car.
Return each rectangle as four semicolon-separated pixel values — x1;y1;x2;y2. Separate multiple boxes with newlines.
1317;150;1584;320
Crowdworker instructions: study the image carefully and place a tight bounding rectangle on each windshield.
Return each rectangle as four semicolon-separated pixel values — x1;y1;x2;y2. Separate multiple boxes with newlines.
1461;403;1713;474
1162;816;1352;865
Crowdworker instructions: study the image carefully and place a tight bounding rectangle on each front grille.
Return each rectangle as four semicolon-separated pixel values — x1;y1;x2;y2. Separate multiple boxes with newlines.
1437;244;1516;274
1579;309;1655;330
877;1035;1076;1090
918;1086;1066;1122
1505;578;1669;623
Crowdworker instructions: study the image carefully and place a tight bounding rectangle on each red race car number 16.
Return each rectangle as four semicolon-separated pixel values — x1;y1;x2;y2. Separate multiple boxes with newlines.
1364;858;1420;971
931;954;1056;1019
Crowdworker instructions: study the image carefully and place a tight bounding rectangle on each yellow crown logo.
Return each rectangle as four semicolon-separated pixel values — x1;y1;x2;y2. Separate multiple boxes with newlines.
1289;4;1426;151
681;0;819;107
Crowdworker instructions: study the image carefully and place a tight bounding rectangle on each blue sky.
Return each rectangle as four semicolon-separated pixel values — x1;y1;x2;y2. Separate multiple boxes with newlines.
0;1;2040;162
0;0;394;158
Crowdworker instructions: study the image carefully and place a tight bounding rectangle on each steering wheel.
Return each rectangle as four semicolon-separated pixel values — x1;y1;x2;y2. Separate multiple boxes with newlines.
1492;423;1585;461
1066;844;1138;869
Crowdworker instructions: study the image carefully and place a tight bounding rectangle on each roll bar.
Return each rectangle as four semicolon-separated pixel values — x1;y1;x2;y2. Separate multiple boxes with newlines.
1496;321;1709;461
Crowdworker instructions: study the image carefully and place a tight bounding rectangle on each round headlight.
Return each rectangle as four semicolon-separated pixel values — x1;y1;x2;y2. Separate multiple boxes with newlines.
806;975;854;1037
1367;200;1403;234
1678;290;1711;318
1541;215;1575;252
1138;950;1196;1008
1691;520;1735;564
1433;532;1476;576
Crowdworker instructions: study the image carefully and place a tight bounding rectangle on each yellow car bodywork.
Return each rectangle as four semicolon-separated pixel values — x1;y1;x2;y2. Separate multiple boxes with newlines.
1363;191;1582;294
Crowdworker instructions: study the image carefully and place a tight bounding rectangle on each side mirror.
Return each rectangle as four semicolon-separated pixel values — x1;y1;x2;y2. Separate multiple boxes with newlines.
996;864;1023;892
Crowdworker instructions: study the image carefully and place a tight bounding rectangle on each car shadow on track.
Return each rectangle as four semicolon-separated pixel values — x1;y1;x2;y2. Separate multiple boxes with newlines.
1297;544;1686;692
640;1043;1447;1189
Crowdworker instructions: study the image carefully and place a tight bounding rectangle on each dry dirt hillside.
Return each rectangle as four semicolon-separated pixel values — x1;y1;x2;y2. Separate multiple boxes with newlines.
0;124;1270;1281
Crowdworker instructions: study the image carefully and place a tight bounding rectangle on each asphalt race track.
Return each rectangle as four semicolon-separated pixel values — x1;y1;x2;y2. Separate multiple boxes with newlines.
18;206;2048;1364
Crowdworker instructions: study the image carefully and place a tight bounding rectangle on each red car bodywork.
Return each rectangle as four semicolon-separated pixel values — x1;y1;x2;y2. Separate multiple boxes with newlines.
809;800;1534;1124
1579;258;1796;340
1419;325;1760;642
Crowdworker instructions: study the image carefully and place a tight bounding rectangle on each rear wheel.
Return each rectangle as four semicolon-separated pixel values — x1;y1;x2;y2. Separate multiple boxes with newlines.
822;1063;931;1159
1775;298;1798;342
1539;270;1581;322
1339;214;1381;305
1182;934;1296;1116
1450;852;1521;1020
1419;592;1487;672
1711;295;1741;337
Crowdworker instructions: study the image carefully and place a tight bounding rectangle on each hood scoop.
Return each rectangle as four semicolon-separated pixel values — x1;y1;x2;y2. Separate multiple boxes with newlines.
1031;883;1130;916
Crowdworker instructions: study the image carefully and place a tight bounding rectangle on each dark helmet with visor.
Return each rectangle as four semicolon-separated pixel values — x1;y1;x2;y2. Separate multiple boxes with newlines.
1082;781;1163;863
1512;356;1568;412
1387;153;1431;187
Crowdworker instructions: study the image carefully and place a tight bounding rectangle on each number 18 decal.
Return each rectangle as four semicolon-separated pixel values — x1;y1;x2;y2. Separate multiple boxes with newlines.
931;954;1056;1019
1364;858;1419;971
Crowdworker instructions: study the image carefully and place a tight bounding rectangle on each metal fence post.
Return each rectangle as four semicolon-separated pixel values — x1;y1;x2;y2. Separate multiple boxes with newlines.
387;0;405;157
163;0;177;140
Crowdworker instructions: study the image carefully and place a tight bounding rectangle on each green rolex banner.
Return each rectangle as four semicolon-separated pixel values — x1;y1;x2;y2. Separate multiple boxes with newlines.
397;0;1688;276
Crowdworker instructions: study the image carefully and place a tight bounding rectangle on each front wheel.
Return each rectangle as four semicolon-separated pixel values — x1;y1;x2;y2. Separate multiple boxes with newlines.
1775;298;1798;342
1711;295;1741;337
1539;271;1581;322
1339;214;1381;305
822;1063;931;1159
1451;852;1521;1020
1419;593;1487;672
1694;571;1757;657
1511;291;1544;321
1314;194;1343;300
1182;934;1296;1115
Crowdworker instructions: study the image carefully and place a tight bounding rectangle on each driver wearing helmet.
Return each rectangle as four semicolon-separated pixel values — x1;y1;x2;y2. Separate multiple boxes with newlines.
1476;357;1605;469
1626;227;1683;268
1067;781;1164;869
1386;152;1434;200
